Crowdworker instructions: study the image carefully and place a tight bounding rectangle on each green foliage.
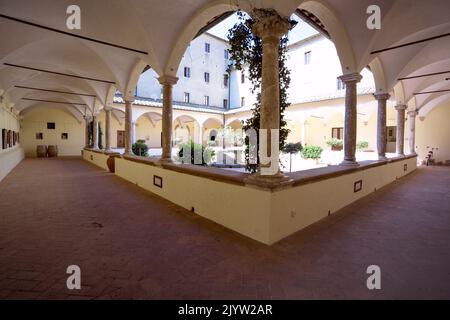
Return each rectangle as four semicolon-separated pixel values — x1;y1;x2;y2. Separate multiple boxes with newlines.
326;138;343;148
227;10;296;173
132;139;149;157
301;145;323;159
98;125;103;150
282;142;303;154
177;141;215;166
357;141;369;150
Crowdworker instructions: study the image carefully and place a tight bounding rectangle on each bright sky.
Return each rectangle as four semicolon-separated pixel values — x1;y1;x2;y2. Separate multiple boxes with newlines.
208;13;319;44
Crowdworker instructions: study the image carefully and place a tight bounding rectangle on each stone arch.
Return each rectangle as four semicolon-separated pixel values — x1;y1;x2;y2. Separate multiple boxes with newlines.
368;57;388;94
164;0;252;76
418;93;450;119
173;114;201;145
124;59;151;100
298;0;357;74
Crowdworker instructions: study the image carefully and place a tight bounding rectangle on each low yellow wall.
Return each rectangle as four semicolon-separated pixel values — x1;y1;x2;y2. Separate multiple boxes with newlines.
83;151;416;245
115;157;272;244
269;157;417;243
0;147;24;182
82;149;110;172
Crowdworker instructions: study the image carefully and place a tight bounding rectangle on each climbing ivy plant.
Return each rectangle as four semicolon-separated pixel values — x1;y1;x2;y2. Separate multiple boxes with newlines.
227;11;295;173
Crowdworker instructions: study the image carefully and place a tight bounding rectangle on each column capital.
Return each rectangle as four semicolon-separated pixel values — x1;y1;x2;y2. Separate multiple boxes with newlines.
373;92;391;101
251;8;293;41
407;110;418;117
338;72;362;84
104;107;113;111
158;75;178;86
394;104;407;111
123;96;134;103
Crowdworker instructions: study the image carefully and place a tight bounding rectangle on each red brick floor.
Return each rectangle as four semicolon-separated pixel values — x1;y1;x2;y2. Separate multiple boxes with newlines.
0;157;449;299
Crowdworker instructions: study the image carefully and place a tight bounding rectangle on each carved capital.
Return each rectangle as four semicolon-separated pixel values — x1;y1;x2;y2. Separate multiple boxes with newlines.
394;104;407;111
407;110;418;117
123;96;135;103
251;9;292;41
338;72;362;84
373;93;391;101
158;75;178;86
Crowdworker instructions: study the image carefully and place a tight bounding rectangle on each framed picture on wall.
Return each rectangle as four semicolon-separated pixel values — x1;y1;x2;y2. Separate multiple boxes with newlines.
7;130;12;148
36;132;43;140
1;129;6;149
61;133;68;140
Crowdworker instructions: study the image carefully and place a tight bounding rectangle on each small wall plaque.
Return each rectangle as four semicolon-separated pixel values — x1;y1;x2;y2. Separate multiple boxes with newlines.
354;180;363;193
404;164;408;172
153;175;163;188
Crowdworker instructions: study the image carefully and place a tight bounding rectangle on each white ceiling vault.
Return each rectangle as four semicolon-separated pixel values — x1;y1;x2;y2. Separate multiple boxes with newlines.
0;0;449;120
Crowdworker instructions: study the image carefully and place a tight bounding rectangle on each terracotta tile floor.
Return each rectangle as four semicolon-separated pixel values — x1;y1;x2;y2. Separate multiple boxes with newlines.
0;157;449;299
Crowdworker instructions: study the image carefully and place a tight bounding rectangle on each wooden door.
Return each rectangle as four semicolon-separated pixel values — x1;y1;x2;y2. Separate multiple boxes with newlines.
117;130;125;148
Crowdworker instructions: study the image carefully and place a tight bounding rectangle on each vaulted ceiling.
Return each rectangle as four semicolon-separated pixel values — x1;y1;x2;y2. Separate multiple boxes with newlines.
1;0;449;119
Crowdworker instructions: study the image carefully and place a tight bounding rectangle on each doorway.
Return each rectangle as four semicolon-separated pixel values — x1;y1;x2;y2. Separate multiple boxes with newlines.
117;130;125;148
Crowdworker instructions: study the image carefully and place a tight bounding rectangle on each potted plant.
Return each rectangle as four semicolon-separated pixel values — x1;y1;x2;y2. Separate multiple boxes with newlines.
132;139;149;157
177;140;215;166
301;145;323;164
326;138;343;151
357;141;369;152
282;142;303;172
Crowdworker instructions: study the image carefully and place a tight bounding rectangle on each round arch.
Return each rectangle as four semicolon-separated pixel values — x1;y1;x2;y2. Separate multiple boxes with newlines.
173;114;201;145
298;0;357;74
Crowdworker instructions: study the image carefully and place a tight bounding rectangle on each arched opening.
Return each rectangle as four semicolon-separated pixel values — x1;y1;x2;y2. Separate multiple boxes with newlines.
173;115;201;146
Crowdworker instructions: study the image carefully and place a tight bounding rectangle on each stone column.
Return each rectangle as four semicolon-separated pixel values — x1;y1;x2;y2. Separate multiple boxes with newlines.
84;116;90;148
407;110;418;155
250;9;292;181
124;99;133;155
395;104;407;156
92;115;99;149
105;108;112;151
374;93;390;160
158;75;178;162
338;73;362;166
131;122;137;145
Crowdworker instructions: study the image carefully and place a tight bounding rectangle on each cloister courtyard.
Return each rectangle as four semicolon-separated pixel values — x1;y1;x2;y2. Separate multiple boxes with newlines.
1;0;450;301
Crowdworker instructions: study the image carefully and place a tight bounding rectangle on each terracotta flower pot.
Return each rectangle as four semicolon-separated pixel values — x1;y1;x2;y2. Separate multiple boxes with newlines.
107;156;115;173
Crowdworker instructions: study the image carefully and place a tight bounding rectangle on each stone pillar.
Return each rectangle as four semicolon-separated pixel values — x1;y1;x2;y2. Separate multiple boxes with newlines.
250;9;292;180
131;122;136;145
374;93;390;160
395;104;407;156
338;73;362;166
92;115;99;149
158;75;178;162
84;116;90;148
407;110;418;155
105;108;112;151
124;99;133;155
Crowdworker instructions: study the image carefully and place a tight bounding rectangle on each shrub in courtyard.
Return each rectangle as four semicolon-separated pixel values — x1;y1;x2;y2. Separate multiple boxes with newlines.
132;139;149;157
357;141;369;151
177;141;215;166
301;145;323;160
282;142;303;172
326;138;343;150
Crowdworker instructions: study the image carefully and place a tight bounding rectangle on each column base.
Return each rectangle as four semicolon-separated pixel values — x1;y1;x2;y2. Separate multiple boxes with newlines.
245;171;293;189
396;153;405;157
159;157;173;164
339;160;359;167
378;155;388;161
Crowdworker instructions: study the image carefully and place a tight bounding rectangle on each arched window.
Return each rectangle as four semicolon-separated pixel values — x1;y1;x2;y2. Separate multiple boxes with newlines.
210;130;217;142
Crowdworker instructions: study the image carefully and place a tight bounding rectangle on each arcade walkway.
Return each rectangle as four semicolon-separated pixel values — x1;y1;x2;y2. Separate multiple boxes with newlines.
0;157;449;299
